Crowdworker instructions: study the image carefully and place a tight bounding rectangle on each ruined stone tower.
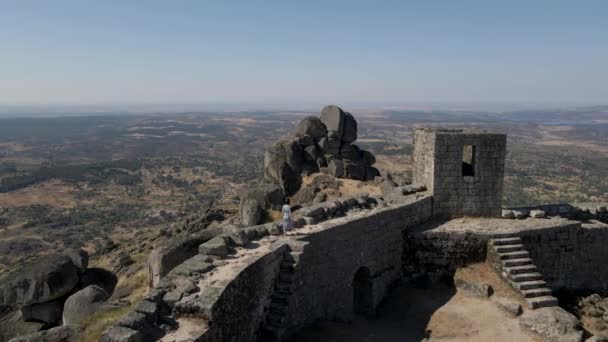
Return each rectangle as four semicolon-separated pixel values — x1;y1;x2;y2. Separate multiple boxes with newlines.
413;128;507;218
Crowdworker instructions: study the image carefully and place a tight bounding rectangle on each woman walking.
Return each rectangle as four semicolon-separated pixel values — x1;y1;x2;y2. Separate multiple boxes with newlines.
282;199;293;236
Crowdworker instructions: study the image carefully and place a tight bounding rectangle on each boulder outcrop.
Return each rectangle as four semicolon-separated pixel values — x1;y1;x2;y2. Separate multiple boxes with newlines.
0;254;81;308
263;105;378;196
62;285;109;325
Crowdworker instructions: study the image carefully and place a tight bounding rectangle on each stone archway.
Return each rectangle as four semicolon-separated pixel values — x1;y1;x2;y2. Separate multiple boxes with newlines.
352;267;373;315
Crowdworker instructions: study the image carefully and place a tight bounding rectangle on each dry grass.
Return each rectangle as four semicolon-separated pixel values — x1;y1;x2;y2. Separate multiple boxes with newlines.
81;269;149;341
81;305;133;341
337;179;382;198
266;210;283;223
0;180;78;208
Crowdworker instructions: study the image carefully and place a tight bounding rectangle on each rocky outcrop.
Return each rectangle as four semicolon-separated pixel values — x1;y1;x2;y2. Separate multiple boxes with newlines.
519;307;583;342
0;249;119;341
21;299;63;325
147;227;222;288
0;254;81;308
579;294;608;337
264;105;378;196
239;197;264;227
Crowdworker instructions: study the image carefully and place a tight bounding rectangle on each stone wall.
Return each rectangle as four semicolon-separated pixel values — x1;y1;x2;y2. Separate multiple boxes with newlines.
413;128;506;218
199;242;289;342
402;225;490;282
281;195;432;337
519;222;608;293
412;129;436;192
506;202;608;223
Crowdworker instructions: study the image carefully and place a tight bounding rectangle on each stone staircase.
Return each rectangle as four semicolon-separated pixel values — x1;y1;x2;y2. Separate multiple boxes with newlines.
488;235;558;309
258;249;302;341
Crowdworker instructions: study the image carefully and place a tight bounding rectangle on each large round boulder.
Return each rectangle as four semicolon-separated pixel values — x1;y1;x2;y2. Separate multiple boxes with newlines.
320;105;346;139
0;254;80;307
62;285;109;325
295;116;327;141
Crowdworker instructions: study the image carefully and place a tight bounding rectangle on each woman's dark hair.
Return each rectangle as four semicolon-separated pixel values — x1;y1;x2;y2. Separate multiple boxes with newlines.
284;198;290;205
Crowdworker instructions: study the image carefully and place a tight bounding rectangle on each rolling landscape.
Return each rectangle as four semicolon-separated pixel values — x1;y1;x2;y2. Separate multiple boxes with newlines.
1;106;607;276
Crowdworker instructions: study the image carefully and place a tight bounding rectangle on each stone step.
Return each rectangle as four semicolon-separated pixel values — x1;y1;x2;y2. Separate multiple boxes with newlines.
495;244;525;253
498;250;529;260
503;257;533;267
271;293;289;304
269;301;288;314
526;296;558;309
521;288;553;298
267;312;285;326
511;272;543;282
275;280;292;292
506;264;537;275
516;280;547;291
491;232;520;239
279;272;294;282
280;263;295;272
492;237;522;246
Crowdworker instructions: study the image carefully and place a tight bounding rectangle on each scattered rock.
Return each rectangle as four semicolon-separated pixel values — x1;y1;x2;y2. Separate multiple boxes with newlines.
494;298;523;317
222;226;250;246
530;210;546;218
8;325;83;342
101;325;143;342
513;210;526;219
519;307;583;342
114;252;134;271
454;278;493;298
198;236;229;257
501;209;515;219
172;278;198;295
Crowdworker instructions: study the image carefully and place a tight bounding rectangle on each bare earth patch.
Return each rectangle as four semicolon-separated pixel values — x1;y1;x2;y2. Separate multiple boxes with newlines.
0;180;77;208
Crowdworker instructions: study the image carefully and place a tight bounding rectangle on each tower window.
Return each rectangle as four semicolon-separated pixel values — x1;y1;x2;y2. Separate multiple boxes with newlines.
462;145;475;176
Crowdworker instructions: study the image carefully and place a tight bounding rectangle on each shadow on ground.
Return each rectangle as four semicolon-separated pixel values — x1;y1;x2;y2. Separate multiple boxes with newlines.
289;282;456;342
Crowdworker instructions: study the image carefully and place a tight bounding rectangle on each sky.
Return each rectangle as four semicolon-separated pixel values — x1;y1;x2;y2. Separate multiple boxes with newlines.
0;1;607;109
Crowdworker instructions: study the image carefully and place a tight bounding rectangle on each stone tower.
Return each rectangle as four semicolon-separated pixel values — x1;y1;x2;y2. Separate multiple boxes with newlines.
413;128;507;218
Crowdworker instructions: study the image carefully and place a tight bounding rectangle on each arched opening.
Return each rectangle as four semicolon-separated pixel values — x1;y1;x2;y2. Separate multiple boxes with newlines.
352;267;373;315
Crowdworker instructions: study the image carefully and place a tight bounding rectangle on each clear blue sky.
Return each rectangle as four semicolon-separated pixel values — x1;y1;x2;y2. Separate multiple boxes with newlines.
1;1;607;108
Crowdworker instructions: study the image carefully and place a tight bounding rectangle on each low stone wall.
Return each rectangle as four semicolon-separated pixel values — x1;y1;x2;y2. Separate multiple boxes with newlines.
506;202;608;223
403;225;490;282
198;242;289;342
519;222;608;293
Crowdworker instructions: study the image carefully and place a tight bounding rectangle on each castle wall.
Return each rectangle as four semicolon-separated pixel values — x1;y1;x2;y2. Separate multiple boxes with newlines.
519;223;608;293
282;195;432;337
197;242;289;342
412;129;436;192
